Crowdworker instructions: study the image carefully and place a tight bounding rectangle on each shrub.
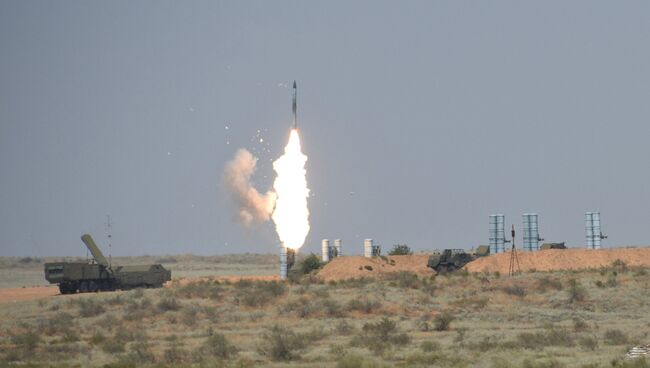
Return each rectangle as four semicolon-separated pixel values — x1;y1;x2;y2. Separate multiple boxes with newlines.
603;329;629;345
40;312;75;335
90;331;106;345
11;329;41;352
579;336;598;351
163;345;189;364
522;358;565;368
536;277;563;292
606;274;618;288
280;296;316;318
202;333;238;359
572;318;589;332
336;354;380;368
346;298;381;314
453;296;489;310
300;254;324;274
182;305;199;326
257;325;304;361
503;284;527;297
612;259;628;273
157;296;182;312
102;339;126;354
77;298;106;317
516;327;574;349
385;271;420;289
364;265;373;271
323;299;345;318
125;340;155;364
388;244;412;255
359;317;411;353
420;340;441;352
434;311;455;331
567;279;587;303
335;320;355;335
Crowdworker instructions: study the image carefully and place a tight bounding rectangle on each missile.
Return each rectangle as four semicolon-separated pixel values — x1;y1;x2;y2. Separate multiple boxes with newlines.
292;80;297;130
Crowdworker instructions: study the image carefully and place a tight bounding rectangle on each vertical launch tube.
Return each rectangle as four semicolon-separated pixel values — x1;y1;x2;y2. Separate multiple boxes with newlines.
322;239;330;262
280;243;287;280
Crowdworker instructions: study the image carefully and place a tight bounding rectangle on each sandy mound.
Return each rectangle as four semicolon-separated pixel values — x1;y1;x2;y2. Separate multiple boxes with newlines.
466;247;650;274
317;254;433;281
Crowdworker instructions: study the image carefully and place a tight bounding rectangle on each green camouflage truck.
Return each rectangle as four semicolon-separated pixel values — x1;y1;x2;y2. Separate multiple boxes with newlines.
44;234;171;294
427;245;490;273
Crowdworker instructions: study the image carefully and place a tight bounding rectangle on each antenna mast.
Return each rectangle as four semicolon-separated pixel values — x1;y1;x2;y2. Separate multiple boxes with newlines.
509;224;521;276
105;215;113;268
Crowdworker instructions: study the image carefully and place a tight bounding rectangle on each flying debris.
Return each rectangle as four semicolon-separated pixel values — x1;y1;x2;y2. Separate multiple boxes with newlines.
292;81;297;130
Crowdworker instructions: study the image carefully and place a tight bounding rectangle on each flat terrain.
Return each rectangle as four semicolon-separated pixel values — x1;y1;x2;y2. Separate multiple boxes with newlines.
1;253;649;367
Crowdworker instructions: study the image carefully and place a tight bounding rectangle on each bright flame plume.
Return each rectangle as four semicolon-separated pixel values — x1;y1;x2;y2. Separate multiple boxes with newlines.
271;129;310;250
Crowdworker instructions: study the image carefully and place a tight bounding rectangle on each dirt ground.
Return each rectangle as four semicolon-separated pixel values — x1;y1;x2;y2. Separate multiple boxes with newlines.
466;247;650;274
0;275;281;305
317;254;433;281
0;285;59;304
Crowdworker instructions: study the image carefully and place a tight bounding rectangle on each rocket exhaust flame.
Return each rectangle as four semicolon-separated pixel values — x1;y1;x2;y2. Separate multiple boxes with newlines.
271;129;310;251
223;81;310;252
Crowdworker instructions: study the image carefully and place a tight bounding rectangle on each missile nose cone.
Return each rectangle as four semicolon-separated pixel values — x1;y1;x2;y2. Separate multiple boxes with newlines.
293;80;296;88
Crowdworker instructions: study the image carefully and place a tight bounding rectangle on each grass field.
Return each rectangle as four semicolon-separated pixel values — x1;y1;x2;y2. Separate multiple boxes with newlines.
0;256;649;367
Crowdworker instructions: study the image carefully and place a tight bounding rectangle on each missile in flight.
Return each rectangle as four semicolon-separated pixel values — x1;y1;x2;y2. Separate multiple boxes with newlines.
292;80;297;130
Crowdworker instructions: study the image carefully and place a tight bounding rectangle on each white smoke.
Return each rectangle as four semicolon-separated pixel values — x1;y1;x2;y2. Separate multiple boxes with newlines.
222;149;277;226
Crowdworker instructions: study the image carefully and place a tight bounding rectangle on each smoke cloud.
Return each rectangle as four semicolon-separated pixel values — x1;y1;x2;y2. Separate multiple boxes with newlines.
222;149;277;226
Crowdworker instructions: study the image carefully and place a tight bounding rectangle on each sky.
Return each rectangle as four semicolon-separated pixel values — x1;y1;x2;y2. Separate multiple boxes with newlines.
1;1;649;257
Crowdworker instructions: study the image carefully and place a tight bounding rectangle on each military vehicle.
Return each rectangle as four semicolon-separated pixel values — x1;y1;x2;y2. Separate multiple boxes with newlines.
44;234;171;294
540;242;567;250
427;246;490;273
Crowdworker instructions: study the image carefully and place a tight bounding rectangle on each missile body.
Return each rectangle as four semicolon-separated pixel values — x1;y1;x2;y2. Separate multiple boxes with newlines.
292;81;297;130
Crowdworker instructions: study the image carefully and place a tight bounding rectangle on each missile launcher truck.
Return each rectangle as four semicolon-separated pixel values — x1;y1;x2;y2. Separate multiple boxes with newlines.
44;234;171;294
427;245;490;273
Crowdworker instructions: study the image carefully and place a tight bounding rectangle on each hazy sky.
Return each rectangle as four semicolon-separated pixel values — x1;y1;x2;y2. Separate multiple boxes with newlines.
1;1;649;257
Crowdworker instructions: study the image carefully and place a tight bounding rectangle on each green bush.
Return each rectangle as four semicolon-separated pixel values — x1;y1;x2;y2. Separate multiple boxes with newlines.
336;354;381;368
388;244;412;255
420;340;441;352
503;284;527;297
257;325;304;361
157;296;182;312
572;318;589;332
567;279;587;303
10;329;41;352
102;339;126;354
385;271;420;289
202;333;238;359
76;298;106;317
357;317;411;354
300;254;324;274
603;329;629;345
516;327;574;350
434;311;455;331
346;298;381;314
536;276;563;292
578;336;598;351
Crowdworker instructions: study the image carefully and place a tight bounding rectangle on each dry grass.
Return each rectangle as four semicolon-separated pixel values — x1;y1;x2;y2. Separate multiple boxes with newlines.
0;257;649;367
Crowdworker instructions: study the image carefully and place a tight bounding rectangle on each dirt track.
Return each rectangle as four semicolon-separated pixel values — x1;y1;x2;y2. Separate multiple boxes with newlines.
0;286;59;304
466;247;650;274
0;275;281;305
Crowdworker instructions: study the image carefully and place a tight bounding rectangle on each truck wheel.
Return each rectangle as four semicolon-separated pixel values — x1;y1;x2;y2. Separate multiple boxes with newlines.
88;281;98;292
448;265;456;272
79;281;88;293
